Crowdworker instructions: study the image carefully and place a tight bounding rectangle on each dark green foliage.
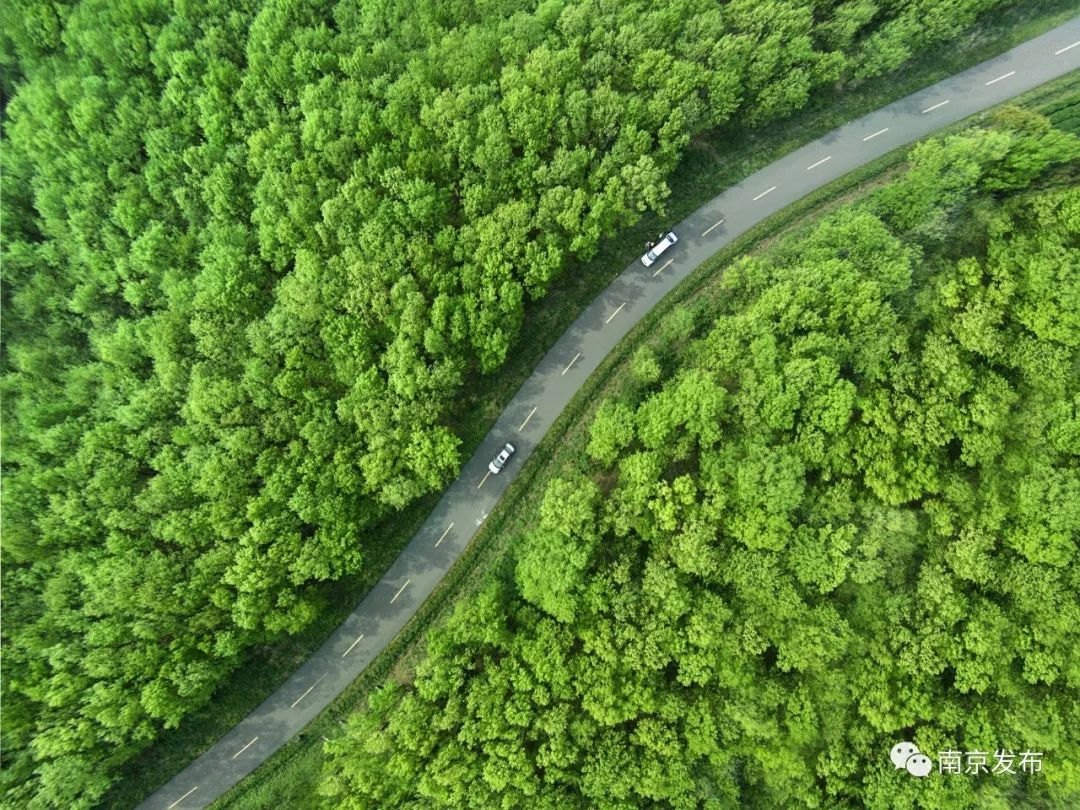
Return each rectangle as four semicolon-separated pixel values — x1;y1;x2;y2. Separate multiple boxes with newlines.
320;119;1080;808
0;0;1059;806
1043;86;1080;135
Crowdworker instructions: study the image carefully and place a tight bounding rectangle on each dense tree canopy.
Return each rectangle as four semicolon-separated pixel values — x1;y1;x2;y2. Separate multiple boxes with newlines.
319;116;1080;809
0;0;1064;805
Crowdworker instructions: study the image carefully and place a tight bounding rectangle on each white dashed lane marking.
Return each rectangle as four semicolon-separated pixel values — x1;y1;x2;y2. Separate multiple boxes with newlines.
290;675;326;709
389;580;410;604
518;406;537;431
806;156;832;171
434;523;453;547
863;128;889;141
605;303;626;324
232;737;258;759
168;787;198;809
985;70;1016;85
922;100;950;113
562;353;580;375
342;633;364;657
701;219;724;237
752;185;777;201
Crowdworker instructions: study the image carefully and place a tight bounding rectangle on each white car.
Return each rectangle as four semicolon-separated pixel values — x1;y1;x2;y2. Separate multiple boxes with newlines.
488;443;515;474
640;231;678;267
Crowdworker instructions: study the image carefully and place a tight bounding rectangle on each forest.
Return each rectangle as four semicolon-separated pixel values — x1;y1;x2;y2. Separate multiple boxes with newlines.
0;0;1072;806
319;113;1080;808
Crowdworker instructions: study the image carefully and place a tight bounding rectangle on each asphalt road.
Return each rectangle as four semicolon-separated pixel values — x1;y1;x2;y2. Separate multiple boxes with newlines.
141;19;1080;810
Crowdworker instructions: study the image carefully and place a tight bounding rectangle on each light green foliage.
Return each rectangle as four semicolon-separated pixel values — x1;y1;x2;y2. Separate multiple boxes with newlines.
635;369;726;454
586;399;636;466
872;128;1013;235
630;345;662;386
321;120;1080;809
515;477;601;623
983;104;1080;191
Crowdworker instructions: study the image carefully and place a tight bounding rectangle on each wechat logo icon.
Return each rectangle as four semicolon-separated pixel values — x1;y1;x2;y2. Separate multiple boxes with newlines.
891;742;933;777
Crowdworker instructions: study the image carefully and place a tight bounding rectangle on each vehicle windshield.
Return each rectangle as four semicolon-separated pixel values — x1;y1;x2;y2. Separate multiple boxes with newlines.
646;250;657;260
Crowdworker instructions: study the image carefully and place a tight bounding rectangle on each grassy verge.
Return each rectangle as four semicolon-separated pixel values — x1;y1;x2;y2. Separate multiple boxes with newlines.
210;67;1080;810
106;1;1078;804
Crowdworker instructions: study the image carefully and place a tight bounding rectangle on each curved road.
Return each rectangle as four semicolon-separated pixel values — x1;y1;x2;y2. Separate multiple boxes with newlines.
142;19;1080;810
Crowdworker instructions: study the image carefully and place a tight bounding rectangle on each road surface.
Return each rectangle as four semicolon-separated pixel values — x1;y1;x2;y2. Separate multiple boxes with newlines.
141;18;1080;810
